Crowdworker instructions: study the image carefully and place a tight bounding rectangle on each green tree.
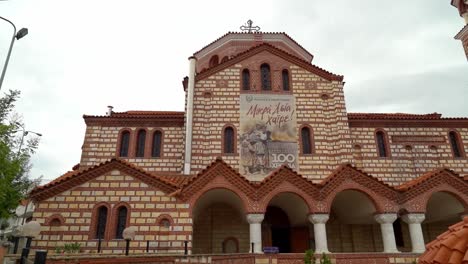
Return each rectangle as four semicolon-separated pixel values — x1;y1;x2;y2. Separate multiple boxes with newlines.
0;90;40;219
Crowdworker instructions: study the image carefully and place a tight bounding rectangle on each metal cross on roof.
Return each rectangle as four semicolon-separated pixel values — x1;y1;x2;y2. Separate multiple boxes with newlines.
240;19;261;33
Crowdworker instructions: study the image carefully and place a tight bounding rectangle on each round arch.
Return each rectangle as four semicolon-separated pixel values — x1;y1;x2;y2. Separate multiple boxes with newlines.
327;189;383;253
191;188;250;254
325;187;385;214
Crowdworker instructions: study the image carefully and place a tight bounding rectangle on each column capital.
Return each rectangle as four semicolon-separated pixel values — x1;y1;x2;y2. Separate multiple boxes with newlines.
246;213;264;224
401;213;425;224
308;214;329;224
374;213;397;224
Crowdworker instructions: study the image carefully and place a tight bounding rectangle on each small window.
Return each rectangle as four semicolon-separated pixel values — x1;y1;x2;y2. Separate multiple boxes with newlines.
376;131;389;157
260;64;271;90
242;69;250;90
136;130;146;157
96;206;108;239
449;131;464;158
301;127;312;154
209;55;219;67
282;69;290;91
119;131;130;157
224;126;235;154
160;219;171;228
152;131;162;158
221;56;229;63
50;218;62;227
115;207;127;239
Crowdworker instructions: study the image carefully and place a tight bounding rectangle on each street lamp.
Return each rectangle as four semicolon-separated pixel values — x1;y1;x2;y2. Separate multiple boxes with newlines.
15;122;42;159
0;16;28;92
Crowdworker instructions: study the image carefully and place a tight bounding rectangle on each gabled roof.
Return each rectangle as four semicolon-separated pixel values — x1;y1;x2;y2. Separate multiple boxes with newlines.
193;32;314;62
84;111;184;119
348;112;468;128
455;24;468;39
195;43;343;82
30;158;180;201
419;217;468;264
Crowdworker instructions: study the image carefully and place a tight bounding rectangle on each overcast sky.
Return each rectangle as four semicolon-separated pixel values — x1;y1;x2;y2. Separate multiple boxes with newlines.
1;0;467;183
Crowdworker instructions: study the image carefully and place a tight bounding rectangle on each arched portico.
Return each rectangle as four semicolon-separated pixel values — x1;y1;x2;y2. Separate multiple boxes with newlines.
192;188;249;254
422;191;466;243
261;192;310;253
327;190;385;252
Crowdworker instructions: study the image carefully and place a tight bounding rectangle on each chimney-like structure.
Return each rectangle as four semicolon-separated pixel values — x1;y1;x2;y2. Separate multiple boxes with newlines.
183;56;197;175
107;105;114;116
452;0;468;61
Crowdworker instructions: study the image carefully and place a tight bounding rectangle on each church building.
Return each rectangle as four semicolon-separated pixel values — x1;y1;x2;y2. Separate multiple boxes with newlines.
28;5;468;262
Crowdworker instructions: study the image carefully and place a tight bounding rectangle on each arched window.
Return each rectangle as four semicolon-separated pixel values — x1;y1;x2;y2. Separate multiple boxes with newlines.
115;206;127;239
242;69;250;90
449;131;464;158
159;218;171;228
376;130;389;157
119;131;130;157
224;126;235;154
152;130;162;158
95;206;108;239
221;56;229;63
260;64;271;90
282;69;290;91
209;55;219;67
136;129;146;157
49;218;62;227
301;127;312;154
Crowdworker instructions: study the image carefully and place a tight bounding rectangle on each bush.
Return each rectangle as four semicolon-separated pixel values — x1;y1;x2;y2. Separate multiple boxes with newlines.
319;253;331;264
304;249;315;264
55;242;81;254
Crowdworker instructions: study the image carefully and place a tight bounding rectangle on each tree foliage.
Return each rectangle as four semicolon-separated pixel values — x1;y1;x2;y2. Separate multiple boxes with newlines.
0;90;40;219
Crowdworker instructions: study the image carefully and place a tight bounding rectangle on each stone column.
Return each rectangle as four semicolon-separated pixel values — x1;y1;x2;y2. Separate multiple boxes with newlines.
401;214;426;253
308;214;329;253
246;214;264;253
374;213;399;253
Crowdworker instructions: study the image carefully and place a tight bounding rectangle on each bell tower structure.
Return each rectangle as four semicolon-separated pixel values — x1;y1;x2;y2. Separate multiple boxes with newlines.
452;0;468;60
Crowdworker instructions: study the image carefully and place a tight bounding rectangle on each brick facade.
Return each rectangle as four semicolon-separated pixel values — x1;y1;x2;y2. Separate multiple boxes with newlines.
29;32;468;259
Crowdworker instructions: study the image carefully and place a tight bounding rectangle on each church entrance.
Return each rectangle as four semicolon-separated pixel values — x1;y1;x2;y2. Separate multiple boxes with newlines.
264;206;291;253
262;192;310;253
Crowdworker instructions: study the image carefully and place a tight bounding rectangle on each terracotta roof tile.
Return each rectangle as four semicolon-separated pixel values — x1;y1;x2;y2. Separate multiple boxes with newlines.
84;111;184;119
193;32;313;59
396;168;457;191
348;112;468;121
196;43;343;82
419;217;468;264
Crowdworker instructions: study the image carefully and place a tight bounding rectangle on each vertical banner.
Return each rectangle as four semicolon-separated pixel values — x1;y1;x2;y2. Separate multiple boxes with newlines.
239;94;298;179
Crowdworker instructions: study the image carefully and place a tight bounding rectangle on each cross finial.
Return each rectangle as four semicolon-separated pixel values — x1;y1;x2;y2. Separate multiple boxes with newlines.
240;19;261;33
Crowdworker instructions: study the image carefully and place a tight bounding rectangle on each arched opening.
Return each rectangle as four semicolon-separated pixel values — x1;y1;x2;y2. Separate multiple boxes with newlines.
152;130;162;157
136;129;146;157
422;192;465;243
192;189;248;254
448;131;465;158
260;64;271;90
376;130;389;157
119;130;130;157
242;69;250;90
327;190;383;252
282;69;290;91
209;55;219;67
262;193;310;253
223;126;235;154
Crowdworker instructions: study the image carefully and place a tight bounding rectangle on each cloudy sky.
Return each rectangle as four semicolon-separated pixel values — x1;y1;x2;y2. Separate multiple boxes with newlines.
0;0;467;182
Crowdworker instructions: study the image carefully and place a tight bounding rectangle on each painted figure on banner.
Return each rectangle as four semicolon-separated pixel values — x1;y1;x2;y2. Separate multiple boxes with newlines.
240;94;298;180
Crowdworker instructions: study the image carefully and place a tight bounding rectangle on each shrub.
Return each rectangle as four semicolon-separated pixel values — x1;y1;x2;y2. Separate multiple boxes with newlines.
304;249;315;264
55;242;81;254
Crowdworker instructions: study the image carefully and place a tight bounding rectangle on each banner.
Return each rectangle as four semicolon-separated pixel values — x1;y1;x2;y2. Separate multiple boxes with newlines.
239;94;298;179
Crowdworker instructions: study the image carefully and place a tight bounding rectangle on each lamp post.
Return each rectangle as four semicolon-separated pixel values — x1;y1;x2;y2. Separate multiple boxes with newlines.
15;123;42;159
122;226;137;256
19;221;41;264
0;16;28;92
